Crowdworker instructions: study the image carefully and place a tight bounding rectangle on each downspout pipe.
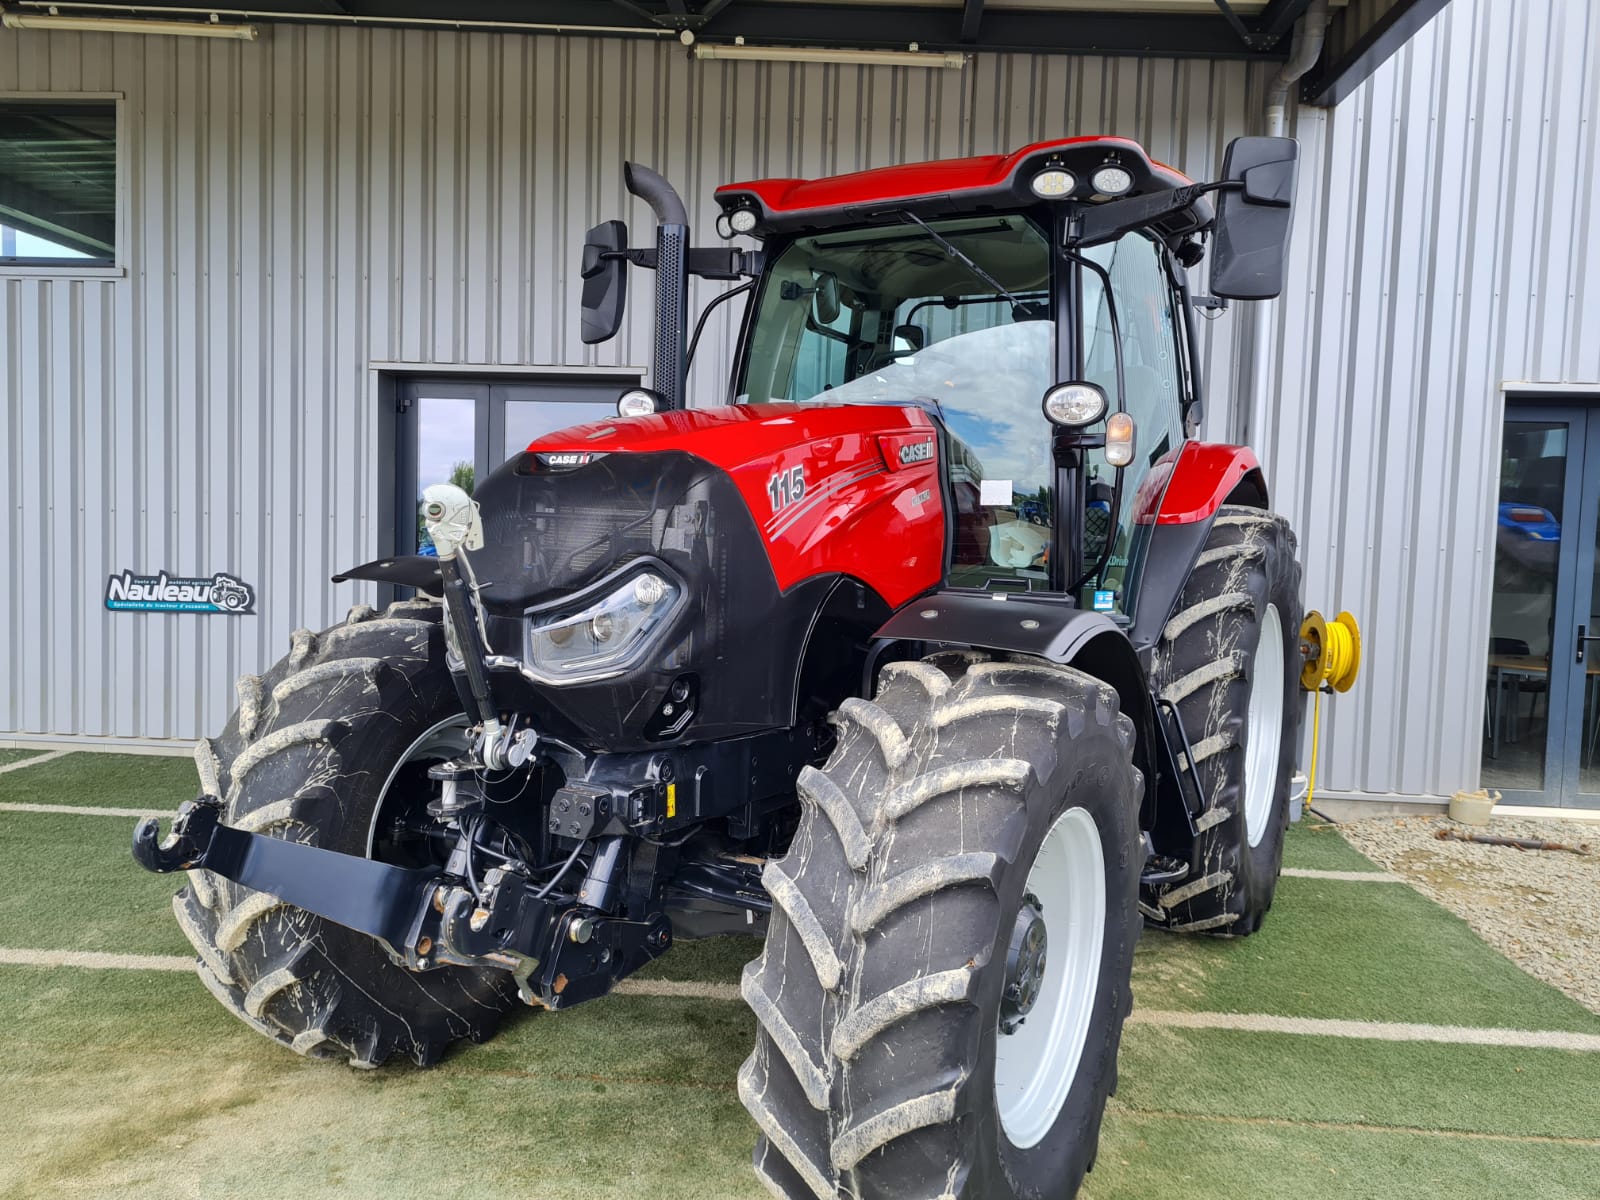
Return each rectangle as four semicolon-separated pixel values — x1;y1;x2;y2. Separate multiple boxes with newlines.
625;161;691;410
1248;0;1329;444
1264;0;1331;138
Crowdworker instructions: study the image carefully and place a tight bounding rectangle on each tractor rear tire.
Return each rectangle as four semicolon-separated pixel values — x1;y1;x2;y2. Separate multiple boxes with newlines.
172;599;519;1067
1142;505;1304;936
741;652;1142;1200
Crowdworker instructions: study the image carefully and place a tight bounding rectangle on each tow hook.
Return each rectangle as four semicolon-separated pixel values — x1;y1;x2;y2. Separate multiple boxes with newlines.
132;795;225;873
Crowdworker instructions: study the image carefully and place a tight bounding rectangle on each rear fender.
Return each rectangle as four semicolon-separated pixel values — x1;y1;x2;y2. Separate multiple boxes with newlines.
873;594;1159;825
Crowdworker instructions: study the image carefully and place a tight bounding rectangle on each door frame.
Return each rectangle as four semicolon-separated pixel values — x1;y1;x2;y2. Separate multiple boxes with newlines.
1493;395;1600;808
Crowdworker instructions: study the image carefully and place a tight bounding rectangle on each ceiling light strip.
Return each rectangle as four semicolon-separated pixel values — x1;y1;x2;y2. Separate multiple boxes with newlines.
693;43;968;69
2;2;672;39
2;12;259;38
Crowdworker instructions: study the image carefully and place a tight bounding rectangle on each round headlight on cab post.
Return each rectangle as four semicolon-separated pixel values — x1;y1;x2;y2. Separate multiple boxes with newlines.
617;388;662;418
1042;381;1109;428
715;212;735;239
729;207;759;234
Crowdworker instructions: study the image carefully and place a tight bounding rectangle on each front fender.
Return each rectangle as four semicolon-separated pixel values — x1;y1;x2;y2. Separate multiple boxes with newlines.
874;593;1157;824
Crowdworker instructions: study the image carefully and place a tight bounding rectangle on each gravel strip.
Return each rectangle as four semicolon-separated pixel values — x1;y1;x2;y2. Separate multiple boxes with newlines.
1340;815;1600;1015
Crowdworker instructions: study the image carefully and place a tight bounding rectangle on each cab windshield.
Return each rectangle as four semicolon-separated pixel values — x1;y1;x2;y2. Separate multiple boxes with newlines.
738;215;1056;588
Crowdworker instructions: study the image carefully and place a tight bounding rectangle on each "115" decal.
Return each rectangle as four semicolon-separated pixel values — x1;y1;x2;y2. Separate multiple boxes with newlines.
767;465;806;513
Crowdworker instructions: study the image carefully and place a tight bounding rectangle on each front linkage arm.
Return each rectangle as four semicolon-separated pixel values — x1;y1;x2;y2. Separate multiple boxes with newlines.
134;796;444;965
133;797;674;1006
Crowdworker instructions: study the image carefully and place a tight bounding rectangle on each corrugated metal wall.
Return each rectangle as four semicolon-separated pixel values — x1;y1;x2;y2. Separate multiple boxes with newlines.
0;25;1266;743
4;1;1595;806
1256;0;1600;798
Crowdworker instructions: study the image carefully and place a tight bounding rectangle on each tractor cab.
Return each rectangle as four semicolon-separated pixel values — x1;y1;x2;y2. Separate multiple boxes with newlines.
581;134;1298;614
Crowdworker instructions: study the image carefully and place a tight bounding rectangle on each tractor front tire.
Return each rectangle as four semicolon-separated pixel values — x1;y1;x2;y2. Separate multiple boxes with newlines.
1142;505;1304;936
741;652;1142;1199
172;599;519;1067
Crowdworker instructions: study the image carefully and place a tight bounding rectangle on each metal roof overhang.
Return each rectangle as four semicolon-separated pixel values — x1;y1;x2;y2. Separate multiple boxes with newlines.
0;0;1450;105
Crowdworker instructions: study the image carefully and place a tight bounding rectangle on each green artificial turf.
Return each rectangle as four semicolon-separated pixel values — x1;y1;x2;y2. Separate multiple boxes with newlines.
1082;1105;1600;1200
0;751;197;808
0;809;189;957
1132;875;1600;1033
0;749;48;769
631;934;756;985
1115;1024;1600;1139
0;967;759;1200
1281;817;1389;872
5;752;1600;1199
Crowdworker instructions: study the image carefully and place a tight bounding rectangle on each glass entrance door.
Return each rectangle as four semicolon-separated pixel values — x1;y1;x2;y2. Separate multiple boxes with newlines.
1482;402;1600;808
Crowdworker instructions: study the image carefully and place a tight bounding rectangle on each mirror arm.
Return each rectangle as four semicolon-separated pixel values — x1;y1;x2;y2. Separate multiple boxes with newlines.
1069;180;1240;248
601;247;764;280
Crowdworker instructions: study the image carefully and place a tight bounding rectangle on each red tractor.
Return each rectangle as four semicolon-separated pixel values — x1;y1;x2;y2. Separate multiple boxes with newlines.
136;133;1305;1199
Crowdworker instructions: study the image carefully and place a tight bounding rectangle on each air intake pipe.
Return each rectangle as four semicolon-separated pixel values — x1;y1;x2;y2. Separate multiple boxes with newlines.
625;162;690;411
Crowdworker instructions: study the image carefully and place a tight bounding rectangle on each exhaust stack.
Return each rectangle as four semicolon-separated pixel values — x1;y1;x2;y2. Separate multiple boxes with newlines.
624;162;690;411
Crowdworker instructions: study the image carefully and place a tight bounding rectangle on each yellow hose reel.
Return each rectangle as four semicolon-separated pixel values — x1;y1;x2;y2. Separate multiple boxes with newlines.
1298;609;1361;819
1299;610;1361;693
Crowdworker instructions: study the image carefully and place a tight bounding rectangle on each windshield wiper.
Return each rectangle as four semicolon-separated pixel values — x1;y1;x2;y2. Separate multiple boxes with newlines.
896;211;1037;317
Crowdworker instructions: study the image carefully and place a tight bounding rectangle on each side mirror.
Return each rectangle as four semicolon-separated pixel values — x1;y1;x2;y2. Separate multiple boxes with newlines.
579;220;628;344
813;272;841;325
1210;136;1298;300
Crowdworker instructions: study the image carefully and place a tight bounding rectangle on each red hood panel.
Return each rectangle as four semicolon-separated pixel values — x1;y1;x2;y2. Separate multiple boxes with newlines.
527;404;945;607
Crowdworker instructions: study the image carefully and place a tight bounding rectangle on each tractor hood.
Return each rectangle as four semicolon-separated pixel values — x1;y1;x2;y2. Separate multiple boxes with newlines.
515;401;947;609
336;401;947;749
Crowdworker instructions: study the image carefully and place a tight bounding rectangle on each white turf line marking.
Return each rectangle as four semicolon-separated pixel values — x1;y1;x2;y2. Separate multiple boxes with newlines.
3;946;1598;1051
1128;1009;1600;1053
615;978;742;1002
0;802;173;817
1281;867;1405;882
0;947;194;972
0;947;744;1001
0;749;70;775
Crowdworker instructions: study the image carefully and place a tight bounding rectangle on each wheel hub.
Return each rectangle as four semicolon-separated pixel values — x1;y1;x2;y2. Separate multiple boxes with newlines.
1000;894;1048;1034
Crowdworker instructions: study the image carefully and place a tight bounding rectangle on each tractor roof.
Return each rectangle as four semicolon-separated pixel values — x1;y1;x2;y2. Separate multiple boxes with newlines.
715;136;1204;239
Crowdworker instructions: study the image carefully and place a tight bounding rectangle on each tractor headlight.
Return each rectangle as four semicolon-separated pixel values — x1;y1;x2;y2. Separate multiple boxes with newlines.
524;568;684;684
1042;381;1108;427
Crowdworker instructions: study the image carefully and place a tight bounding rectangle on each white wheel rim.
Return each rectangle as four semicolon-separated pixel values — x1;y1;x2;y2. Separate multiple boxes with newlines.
1243;603;1286;849
993;806;1106;1150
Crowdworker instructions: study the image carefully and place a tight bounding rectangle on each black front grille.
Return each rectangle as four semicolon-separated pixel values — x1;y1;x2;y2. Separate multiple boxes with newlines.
468;451;722;613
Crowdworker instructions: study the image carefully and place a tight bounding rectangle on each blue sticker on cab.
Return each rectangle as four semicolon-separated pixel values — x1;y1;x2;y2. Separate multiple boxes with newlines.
1093;589;1115;612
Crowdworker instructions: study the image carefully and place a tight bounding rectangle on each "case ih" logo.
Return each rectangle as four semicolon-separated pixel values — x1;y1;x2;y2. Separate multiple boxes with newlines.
898;439;934;466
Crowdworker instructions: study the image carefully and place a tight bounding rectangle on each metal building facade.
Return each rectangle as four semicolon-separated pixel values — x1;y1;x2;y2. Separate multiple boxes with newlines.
1256;0;1600;802
2;0;1595;808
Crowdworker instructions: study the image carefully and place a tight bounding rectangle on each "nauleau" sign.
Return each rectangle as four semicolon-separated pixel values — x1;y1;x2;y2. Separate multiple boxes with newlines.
105;570;256;615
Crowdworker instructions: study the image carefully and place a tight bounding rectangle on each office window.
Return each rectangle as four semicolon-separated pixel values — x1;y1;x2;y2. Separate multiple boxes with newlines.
395;375;636;556
0;101;117;266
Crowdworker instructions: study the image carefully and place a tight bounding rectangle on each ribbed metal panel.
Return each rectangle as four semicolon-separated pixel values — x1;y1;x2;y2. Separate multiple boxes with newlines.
0;25;1267;742
1256;0;1600;798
